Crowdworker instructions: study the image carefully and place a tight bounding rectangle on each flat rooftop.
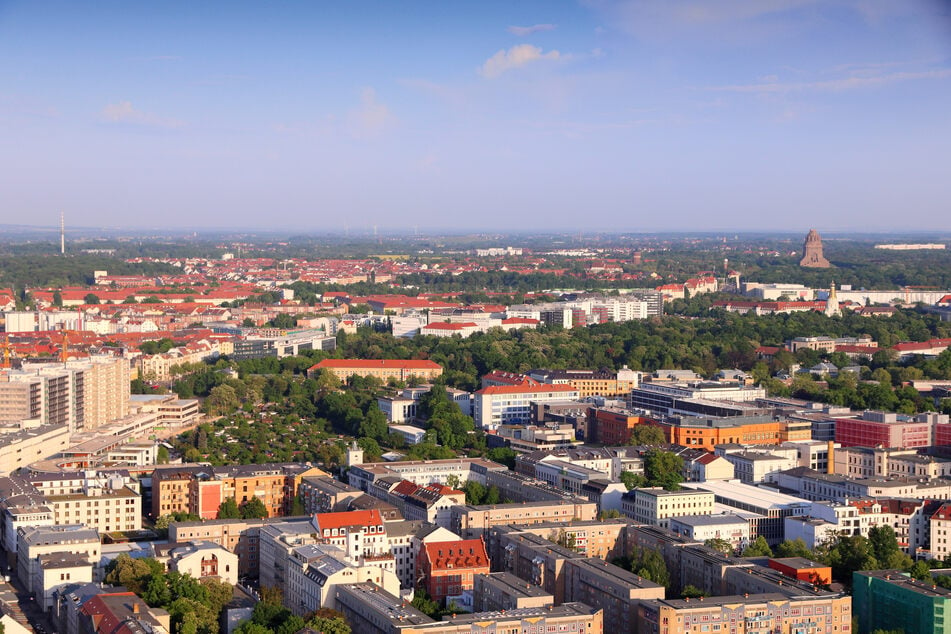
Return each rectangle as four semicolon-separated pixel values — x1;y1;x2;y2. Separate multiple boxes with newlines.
476;572;553;598
682;480;810;509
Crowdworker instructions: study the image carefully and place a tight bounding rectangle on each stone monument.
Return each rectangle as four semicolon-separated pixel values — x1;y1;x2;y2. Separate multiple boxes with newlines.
800;229;831;268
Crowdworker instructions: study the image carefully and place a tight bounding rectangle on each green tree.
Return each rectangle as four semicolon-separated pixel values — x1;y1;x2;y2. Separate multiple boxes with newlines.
217;497;241;519
775;538;814;559
868;525;913;570
240;496;269;519
742;535;773;558
681;584;709;598
629;424;666;446
626;545;671;588
206;384;240;415
486;446;517;469
620;470;647;490
704;538;734;556
84;292;100;304
157;445;170;464
643;448;684;490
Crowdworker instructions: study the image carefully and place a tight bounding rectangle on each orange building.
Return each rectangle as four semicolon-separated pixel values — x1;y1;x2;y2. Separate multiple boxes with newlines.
308;359;443;382
768;557;832;586
656;416;786;451
152;463;324;520
417;538;490;603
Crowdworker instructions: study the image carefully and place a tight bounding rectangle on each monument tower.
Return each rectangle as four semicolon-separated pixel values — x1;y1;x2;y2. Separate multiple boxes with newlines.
800;229;831;268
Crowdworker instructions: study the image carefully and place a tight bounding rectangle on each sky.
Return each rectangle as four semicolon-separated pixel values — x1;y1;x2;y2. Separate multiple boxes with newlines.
1;0;949;234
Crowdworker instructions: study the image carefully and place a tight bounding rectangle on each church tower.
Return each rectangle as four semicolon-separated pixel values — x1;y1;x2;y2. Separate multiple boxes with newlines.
800;229;831;268
825;281;841;317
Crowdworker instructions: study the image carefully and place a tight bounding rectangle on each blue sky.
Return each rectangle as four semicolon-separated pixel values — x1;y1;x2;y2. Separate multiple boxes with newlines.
1;0;949;233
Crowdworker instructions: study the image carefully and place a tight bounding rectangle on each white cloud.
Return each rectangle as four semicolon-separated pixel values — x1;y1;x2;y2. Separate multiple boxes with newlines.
100;101;183;128
479;44;562;79
347;88;393;138
508;23;557;36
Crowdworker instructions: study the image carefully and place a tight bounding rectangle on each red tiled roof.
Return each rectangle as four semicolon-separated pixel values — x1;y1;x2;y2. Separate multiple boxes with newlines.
422;539;489;570
311;359;442;370
476;383;578;396
313;509;383;531
423;322;478;330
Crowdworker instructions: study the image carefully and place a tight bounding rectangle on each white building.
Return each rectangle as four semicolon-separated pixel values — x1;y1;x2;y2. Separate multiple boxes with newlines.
621;487;715;529
473;383;580;431
669;513;752;553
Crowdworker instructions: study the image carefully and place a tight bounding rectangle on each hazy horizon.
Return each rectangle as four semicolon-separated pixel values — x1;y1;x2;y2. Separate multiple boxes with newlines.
2;1;950;232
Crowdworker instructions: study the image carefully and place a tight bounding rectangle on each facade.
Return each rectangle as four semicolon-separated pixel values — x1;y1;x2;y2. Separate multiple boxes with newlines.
835;410;933;448
473;383;580;431
669;513;751;553
308;359;443;382
450;500;598;539
151;462;323;519
165;540;239;584
334;583;603;634
586;407;655;445
853;570;951;634
417;538;490;603
472;572;554;612
526;367;640;398
17;525;100;594
639;593;851;634
621;488;715;529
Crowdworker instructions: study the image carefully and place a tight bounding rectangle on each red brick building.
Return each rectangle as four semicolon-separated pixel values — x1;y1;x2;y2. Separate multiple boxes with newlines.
417;539;490;603
587;408;656;445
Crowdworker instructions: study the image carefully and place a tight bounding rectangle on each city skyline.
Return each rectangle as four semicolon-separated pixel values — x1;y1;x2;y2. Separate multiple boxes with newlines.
1;0;949;232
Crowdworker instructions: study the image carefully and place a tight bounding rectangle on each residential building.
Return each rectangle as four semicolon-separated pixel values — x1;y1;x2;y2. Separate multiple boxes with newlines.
621;487;715;529
853;570;951;634
334;582;603;634
417;538;490;603
668;513;751;553
163;540;239;584
307;359;443;383
526;366;640;398
639;593;851;634
284;542;400;616
78;592;171;634
450;500;598;539
17;525;100;594
472;572;554;612
151;462;323;519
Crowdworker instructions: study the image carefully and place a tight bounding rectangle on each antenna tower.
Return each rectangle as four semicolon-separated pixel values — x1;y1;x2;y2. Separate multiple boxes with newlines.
60;212;65;254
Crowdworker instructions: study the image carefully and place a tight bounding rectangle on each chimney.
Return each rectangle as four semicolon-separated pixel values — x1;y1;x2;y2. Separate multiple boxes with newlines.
827;441;835;475
133;602;140;614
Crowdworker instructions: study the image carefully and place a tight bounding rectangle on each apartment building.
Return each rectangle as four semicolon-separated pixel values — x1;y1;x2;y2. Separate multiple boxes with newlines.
334;583;603;634
17;525;100;594
307;359;443;382
151;462;323;519
854;570;950;634
639;593;852;634
621;487;715;529
417;538;490;602
450;500;598;539
526;366;640;398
